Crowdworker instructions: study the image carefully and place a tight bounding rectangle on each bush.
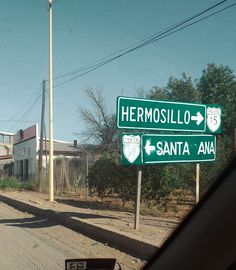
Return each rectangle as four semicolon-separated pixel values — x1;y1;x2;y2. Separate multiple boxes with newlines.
89;158;119;197
89;158;176;204
88;135;234;204
20;180;36;191
0;178;20;191
0;178;36;191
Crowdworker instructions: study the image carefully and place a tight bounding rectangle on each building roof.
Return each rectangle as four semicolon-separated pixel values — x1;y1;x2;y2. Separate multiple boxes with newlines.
0;131;15;136
41;140;78;156
39;139;98;157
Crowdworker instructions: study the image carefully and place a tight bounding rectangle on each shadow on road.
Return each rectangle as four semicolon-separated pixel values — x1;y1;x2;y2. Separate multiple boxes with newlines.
0;211;118;230
0;216;55;229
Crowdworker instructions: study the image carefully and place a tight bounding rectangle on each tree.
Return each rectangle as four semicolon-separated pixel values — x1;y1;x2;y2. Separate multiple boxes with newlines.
200;135;233;193
88;157;137;203
135;87;146;98
148;86;168;100
196;64;236;192
78;88;120;160
146;74;201;197
148;73;200;103
166;73;200;103
197;63;236;136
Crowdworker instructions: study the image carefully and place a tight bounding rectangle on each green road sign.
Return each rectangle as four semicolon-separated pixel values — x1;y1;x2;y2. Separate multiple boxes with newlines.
116;97;222;134
121;133;216;165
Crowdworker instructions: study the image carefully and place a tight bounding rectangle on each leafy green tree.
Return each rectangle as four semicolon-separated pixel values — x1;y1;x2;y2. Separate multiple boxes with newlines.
148;86;168;100
149;73;200;103
146;74;201;196
197;63;236;136
166;73;200;103
196;64;236;193
200;135;234;193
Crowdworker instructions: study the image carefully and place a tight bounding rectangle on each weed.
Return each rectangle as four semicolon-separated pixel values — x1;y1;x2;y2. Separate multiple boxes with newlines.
0;178;20;191
0;178;36;191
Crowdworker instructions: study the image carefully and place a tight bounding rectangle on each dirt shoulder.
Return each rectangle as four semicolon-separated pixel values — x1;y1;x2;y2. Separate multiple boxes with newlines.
0;201;144;270
0;191;181;248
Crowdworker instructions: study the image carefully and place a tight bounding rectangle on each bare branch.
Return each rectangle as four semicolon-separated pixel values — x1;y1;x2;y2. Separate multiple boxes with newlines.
78;88;119;157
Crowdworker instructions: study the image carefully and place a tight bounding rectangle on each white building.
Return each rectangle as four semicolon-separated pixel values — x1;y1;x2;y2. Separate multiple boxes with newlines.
13;124;78;180
0;131;14;177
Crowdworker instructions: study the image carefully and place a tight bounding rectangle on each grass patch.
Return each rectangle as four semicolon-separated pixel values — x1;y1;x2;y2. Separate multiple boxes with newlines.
20;180;36;191
0;178;20;190
0;178;36;191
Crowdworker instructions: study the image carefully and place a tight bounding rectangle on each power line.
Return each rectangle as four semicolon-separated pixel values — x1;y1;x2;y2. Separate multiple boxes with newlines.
0;120;39;123
52;0;235;88
9;93;42;132
53;0;230;81
6;1;234;132
3;82;42;131
133;1;236;56
8;92;42;132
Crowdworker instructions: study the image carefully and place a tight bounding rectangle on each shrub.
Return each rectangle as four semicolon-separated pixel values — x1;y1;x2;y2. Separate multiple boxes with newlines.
0;178;36;191
20;180;36;191
88;158;175;204
0;178;20;191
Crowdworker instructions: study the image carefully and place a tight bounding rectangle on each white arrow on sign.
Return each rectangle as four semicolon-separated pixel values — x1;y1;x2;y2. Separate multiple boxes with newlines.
144;140;155;155
191;111;204;126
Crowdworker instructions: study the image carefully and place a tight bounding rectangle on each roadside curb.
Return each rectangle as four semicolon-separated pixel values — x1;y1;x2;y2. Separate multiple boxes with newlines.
0;194;158;260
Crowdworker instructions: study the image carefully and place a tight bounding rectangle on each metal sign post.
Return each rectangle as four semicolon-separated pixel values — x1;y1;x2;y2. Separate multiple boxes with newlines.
86;153;89;200
134;168;142;230
196;163;200;204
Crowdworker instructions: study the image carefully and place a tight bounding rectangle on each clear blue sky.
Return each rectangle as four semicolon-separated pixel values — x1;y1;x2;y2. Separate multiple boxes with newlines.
0;0;235;142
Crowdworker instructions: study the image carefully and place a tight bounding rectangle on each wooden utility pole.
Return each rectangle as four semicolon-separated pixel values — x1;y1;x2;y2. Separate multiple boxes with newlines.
38;80;46;191
44;122;48;179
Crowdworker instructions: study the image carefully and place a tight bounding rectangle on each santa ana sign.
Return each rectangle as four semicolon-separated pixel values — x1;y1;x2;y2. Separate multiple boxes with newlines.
121;134;216;165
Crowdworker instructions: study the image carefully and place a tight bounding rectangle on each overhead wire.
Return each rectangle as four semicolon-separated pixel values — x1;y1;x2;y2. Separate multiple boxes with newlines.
53;0;231;81
136;2;236;53
0;120;39;123
3;82;42;131
51;0;235;89
4;0;235;132
8;91;43;133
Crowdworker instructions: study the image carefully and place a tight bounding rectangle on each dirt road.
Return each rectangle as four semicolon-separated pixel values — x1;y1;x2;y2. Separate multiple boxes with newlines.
1;191;179;248
0;201;144;270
